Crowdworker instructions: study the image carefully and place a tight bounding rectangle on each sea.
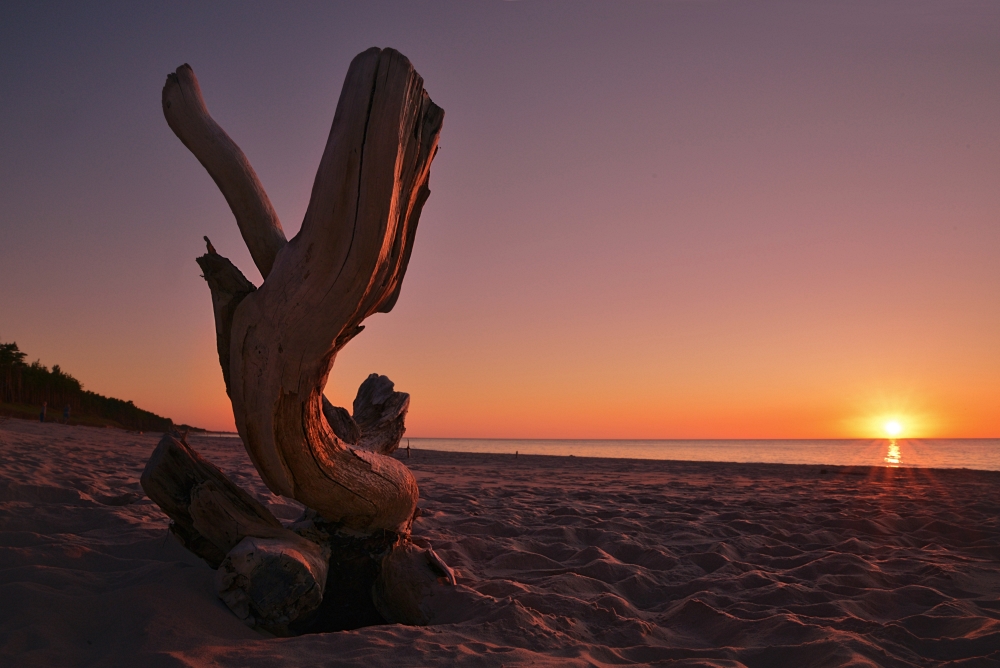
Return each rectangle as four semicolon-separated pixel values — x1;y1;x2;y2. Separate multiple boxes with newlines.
200;433;1000;472
401;438;1000;472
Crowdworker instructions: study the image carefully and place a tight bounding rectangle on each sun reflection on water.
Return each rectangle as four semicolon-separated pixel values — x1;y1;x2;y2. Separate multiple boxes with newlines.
884;439;901;466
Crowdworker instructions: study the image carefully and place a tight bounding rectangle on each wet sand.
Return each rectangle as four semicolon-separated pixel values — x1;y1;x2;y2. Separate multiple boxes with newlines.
1;419;998;666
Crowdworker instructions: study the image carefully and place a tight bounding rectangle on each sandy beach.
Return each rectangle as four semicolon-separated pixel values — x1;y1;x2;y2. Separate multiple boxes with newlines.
1;419;998;667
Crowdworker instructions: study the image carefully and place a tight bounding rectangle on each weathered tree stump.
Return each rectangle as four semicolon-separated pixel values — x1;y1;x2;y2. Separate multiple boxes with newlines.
373;541;458;625
140;433;286;568
216;536;329;635
141;434;331;634
145;47;454;633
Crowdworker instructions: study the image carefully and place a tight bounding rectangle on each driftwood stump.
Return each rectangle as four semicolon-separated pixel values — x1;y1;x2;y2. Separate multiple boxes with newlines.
143;47;454;633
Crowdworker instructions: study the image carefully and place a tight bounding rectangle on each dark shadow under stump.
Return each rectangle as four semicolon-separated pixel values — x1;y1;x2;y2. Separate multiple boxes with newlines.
288;522;400;634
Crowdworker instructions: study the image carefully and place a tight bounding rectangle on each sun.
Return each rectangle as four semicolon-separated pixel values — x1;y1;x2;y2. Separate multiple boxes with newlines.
883;420;903;437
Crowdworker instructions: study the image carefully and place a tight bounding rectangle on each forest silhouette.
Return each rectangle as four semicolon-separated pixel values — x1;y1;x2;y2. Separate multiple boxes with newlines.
0;341;193;432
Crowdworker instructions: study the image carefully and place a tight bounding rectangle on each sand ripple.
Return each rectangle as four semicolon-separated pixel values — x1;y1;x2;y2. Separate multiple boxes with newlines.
1;421;998;666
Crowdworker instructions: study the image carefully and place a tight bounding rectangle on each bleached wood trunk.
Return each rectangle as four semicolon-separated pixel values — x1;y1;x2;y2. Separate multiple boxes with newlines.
166;48;441;532
140;434;330;634
140;433;284;568
150;47;453;632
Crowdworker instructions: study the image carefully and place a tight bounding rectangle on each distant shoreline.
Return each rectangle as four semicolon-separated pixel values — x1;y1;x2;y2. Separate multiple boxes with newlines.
398;436;1000;472
396;445;1000;477
0;403;207;434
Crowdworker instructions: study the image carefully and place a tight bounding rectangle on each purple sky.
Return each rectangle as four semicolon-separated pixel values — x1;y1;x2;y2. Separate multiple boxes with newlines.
1;1;998;436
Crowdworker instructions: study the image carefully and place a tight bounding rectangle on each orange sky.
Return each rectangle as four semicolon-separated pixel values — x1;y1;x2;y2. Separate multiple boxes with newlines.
2;2;998;438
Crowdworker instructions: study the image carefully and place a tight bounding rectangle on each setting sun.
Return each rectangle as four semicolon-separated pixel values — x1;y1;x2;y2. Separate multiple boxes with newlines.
884;420;903;437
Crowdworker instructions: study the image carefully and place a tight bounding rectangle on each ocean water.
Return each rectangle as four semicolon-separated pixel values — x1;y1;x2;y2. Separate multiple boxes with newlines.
402;438;1000;472
199;433;1000;471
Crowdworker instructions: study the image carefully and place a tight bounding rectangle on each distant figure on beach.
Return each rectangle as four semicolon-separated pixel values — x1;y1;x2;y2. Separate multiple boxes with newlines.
515;450;518;459
406;439;411;458
39;402;46;423
63;404;70;424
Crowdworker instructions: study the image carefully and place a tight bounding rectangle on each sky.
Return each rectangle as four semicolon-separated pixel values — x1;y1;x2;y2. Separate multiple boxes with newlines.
1;1;998;438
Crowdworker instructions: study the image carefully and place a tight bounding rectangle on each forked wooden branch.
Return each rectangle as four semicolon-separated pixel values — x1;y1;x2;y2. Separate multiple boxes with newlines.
168;48;443;533
163;67;287;277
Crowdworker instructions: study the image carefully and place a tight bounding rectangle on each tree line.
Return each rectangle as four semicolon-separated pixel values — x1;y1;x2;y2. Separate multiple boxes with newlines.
0;341;176;432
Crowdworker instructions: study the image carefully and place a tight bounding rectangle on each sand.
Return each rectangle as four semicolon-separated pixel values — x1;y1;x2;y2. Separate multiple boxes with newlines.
1;419;998;667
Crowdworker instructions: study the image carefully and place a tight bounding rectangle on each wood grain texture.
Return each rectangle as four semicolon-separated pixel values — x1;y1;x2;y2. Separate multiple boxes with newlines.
216;535;330;635
353;374;409;455
140;434;292;567
141;434;331;631
163;65;287;278
228;48;441;532
167;48;442;533
372;542;458;625
195;247;256;396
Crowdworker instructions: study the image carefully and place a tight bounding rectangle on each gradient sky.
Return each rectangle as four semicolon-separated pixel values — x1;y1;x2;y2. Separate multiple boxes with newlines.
1;1;997;437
